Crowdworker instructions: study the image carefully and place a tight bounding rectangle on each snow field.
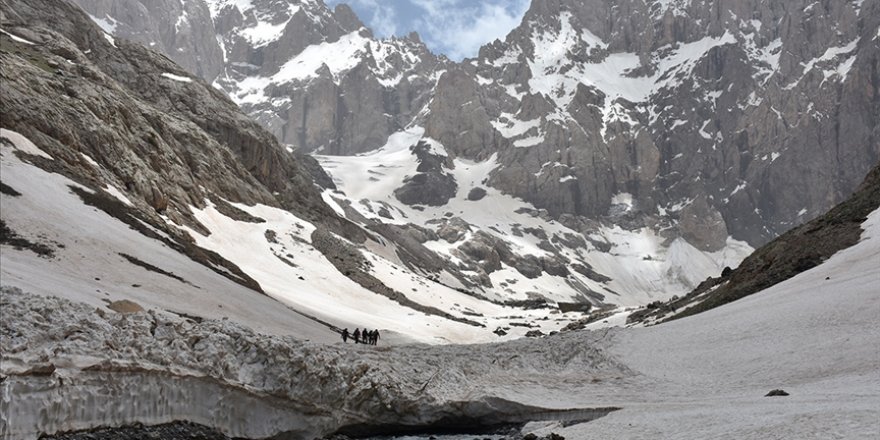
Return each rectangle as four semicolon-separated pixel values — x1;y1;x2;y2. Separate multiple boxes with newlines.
177;199;510;344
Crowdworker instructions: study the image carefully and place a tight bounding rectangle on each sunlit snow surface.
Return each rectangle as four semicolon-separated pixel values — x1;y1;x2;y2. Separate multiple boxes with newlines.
179;199;532;344
367;206;880;439
160;72;193;83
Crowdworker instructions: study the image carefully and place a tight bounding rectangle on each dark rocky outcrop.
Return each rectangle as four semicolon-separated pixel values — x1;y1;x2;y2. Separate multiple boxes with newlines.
765;389;790;397
0;219;56;258
467;187;488;201
310;228;482;327
39;421;232;440
394;141;457;206
678;195;729;252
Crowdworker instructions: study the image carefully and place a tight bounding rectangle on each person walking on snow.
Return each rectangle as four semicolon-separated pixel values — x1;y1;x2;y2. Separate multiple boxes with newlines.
353;328;361;344
341;328;349;343
373;329;380;345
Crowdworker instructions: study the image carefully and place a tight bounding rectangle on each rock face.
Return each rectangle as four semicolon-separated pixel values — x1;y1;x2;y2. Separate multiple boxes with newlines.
462;0;880;246
70;0;224;80
394;141;457;206
69;0;880;249
0;0;352;237
679;196;728;252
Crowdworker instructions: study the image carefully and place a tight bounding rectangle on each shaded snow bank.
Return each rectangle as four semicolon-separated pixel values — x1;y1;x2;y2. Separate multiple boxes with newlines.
0;286;627;439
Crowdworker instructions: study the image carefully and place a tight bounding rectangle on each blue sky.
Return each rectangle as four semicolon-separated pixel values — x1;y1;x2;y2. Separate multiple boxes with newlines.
324;0;531;60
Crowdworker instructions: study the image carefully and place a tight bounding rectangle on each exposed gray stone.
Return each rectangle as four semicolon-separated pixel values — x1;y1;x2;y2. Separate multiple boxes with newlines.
467;187;487;201
394;141;457;206
67;0;880;249
679;196;729;252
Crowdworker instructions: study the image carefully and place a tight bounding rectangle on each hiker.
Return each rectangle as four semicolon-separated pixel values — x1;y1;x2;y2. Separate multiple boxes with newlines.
341;328;349;343
374;329;380;345
368;329;376;345
353;328;361;344
364;329;372;345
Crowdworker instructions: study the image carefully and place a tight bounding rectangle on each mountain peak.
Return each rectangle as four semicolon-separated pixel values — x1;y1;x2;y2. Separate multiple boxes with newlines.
332;2;364;32
55;0;880;329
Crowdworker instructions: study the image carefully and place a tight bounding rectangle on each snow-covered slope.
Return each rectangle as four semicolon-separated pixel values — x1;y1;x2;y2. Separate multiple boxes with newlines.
0;129;336;342
0;125;583;344
0;1;597;345
178;198;581;343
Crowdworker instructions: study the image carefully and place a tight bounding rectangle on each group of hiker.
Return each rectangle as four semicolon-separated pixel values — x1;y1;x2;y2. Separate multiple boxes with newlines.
341;327;380;345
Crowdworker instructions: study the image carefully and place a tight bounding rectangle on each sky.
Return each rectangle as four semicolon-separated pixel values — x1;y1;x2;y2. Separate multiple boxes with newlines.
324;0;531;61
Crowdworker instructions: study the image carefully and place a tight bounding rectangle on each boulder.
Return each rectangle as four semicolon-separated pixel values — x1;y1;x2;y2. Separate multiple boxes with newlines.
765;389;790;397
525;330;546;338
467;187;487;201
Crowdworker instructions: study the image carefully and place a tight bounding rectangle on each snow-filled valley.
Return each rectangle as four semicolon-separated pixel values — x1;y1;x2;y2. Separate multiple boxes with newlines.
53;0;879;343
3;173;878;438
0;128;612;344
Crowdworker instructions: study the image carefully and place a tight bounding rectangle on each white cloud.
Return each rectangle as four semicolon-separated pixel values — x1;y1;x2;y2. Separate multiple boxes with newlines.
338;0;398;37
412;0;529;60
329;0;529;60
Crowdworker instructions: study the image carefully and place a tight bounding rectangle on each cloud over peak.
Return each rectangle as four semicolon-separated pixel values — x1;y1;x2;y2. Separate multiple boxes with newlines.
327;0;530;60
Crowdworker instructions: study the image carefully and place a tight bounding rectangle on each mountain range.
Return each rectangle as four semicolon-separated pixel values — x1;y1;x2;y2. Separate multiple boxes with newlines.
2;0;880;438
2;0;877;341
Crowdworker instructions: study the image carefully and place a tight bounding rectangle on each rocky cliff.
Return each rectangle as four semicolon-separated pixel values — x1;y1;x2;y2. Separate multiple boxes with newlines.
73;0;446;155
0;0;621;341
0;0;351;235
70;0;880;248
